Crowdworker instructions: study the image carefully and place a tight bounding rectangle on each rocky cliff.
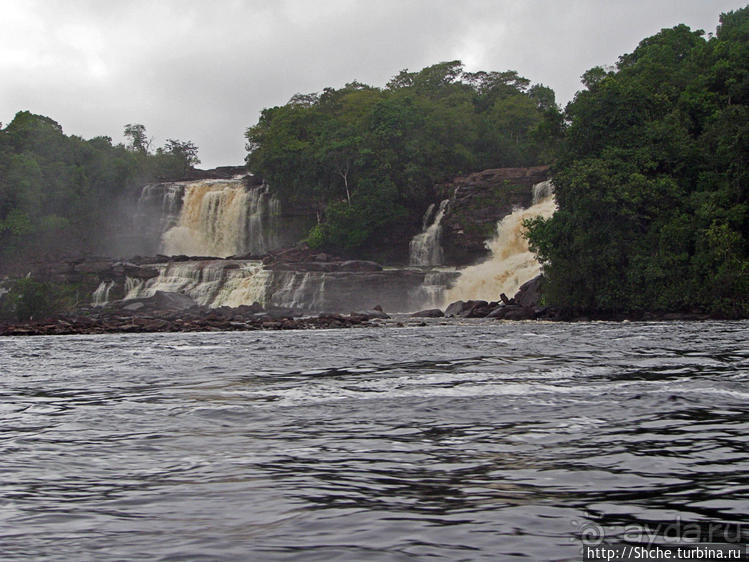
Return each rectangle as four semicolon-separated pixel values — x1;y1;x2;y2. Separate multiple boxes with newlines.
437;166;550;265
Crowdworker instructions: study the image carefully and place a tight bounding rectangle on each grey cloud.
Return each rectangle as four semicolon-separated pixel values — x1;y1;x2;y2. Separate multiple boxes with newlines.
1;0;746;167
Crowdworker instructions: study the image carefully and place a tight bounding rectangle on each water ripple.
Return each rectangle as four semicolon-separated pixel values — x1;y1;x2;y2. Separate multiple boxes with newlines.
1;320;748;560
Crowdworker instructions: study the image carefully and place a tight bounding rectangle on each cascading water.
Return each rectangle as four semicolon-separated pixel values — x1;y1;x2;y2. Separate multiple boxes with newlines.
442;180;556;304
409;199;449;266
92;281;115;306
126;260;270;308
159;180;279;258
119;259;456;313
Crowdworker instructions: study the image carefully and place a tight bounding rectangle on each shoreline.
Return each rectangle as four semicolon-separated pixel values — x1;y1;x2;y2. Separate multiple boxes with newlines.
1;310;742;337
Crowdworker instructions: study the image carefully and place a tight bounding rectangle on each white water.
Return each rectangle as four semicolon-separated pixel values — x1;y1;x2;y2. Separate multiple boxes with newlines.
159;180;279;258
91;281;114;306
409;199;449;266
126;261;269;308
443;181;556;304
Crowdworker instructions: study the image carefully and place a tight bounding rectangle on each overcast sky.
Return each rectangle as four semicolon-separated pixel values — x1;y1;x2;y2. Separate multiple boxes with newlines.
1;0;746;168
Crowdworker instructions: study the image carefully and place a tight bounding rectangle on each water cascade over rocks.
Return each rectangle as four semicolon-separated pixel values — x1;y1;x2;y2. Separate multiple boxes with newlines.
409;199;449;266
159;179;280;257
124;261;270;308
442;180;555;305
94;169;558;314
91;281;115;306
123;259;455;313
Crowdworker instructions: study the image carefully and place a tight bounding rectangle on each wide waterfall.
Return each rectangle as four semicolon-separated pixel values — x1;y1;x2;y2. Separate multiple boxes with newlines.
158;179;280;257
409;199;449;266
123;260;457;313
125;261;270;308
442;180;556;304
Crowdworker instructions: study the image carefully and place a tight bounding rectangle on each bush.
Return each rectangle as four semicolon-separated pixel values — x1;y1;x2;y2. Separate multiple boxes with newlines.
0;278;78;321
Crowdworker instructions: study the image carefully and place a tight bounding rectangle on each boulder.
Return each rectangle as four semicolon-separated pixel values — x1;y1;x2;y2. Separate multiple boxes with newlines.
411;308;444;318
513;275;543;308
444;300;489;317
444;300;466;317
352;309;390;319
502;305;536;320
151;291;198;310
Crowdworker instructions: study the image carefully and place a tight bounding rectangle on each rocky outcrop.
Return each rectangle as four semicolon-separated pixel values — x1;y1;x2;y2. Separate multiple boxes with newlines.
0;295;387;336
411;308;444;318
438;166;550;265
513;275;543;308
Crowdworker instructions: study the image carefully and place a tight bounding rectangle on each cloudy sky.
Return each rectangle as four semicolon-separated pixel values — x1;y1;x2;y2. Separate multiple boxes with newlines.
1;0;746;168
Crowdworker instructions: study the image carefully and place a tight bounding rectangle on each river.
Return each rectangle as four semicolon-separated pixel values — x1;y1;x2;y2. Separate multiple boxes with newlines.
2;320;748;560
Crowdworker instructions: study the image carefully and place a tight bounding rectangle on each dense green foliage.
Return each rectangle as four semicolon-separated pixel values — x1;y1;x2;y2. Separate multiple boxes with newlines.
0;278;78;321
0;113;199;268
526;7;749;316
245;61;562;253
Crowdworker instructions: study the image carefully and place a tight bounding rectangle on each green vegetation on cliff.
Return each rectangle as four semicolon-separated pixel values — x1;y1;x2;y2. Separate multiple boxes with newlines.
526;6;749;316
245;61;562;253
0;113;198;269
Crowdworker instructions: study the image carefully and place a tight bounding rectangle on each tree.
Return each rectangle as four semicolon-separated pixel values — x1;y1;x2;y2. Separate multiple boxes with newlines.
245;60;558;256
124;123;151;153
526;9;749;316
161;139;200;167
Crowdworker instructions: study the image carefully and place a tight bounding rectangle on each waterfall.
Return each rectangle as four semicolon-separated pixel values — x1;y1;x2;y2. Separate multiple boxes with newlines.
126;260;270;308
409;199;449;266
442;181;556;304
116;258;458;313
92;281;114;306
158;179;279;258
124;277;145;299
532;179;554;204
137;182;185;234
410;269;456;310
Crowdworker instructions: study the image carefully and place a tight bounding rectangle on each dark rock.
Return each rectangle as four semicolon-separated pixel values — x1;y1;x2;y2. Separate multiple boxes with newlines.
444;300;489;317
151;291;198;310
440;166;551;265
502;306;536;321
444;300;466;317
352;310;390;319
465;303;493;318
513;275;543;308
338;260;382;272
411;308;444;318
487;306;508;318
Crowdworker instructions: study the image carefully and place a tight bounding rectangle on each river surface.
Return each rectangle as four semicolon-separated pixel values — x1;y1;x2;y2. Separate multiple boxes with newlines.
2;320;749;560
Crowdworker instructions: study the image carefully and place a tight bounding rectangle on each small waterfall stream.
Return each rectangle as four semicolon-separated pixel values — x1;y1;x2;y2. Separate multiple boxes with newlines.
92;281;115;306
409;199;449;266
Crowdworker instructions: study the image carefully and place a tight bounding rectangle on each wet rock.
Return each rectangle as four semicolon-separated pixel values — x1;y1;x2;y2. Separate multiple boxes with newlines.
465;302;492;318
513;275;543;308
338;260;382;272
411;308;444;318
502;306;536;320
440;166;551;265
444;300;489;317
352;309;390;319
444;300;466;317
